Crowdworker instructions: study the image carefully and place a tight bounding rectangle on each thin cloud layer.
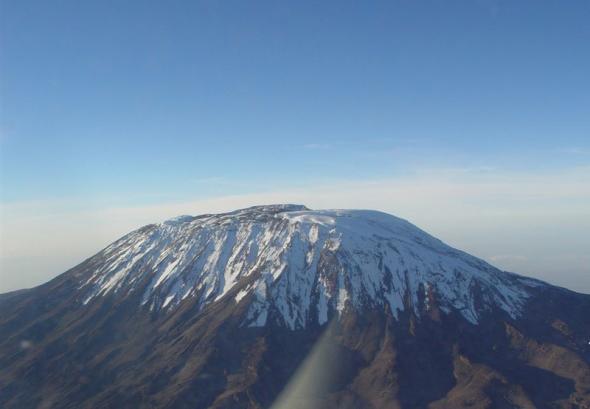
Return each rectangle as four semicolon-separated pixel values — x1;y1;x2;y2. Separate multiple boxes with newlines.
1;166;589;293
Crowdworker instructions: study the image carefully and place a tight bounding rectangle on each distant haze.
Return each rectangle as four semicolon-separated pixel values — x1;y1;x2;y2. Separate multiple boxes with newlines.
1;167;589;294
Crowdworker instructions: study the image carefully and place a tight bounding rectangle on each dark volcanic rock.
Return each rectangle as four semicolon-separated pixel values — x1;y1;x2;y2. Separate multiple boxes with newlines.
1;205;589;408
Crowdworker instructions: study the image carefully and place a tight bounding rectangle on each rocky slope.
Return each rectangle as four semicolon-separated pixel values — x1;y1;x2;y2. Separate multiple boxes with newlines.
1;205;589;409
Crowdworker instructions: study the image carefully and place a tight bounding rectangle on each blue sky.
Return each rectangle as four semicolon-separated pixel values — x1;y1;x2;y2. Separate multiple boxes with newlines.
1;0;589;292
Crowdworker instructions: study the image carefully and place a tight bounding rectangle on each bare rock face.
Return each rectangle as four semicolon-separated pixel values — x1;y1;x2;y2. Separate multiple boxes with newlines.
1;205;589;409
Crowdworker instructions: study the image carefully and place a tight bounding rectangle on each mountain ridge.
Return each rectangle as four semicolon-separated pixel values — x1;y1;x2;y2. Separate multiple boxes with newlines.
1;204;589;409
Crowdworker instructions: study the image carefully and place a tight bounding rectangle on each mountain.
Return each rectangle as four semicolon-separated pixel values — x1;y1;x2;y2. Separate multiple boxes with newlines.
1;204;589;409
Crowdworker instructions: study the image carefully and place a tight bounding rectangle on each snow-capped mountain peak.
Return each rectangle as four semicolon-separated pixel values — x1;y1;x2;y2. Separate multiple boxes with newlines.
79;205;539;329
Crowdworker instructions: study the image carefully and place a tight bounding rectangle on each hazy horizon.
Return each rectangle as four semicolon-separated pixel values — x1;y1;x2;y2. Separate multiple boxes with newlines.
2;173;589;294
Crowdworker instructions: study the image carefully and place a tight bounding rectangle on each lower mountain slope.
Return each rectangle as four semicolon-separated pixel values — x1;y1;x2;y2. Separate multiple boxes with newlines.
1;205;589;409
